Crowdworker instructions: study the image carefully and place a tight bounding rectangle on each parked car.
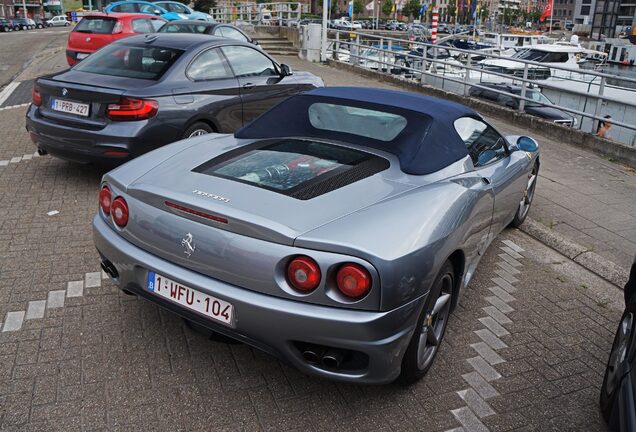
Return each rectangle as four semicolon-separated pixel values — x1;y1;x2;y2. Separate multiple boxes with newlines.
46;15;70;27
601;256;636;431
12;18;35;30
32;18;48;29
105;1;183;21
332;18;361;30
157;20;256;45
66;13;167;65
26;34;323;164
92;86;540;384
152;1;214;21
0;18;13;32
469;83;577;127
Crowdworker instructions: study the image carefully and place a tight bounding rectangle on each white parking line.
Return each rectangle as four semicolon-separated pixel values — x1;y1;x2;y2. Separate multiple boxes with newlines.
0;81;20;106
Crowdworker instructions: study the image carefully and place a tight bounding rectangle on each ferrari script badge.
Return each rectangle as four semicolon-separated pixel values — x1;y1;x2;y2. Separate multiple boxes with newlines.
181;233;195;258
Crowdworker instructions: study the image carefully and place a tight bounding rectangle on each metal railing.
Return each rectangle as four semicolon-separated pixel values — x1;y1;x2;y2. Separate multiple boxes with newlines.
210;2;307;25
326;29;636;147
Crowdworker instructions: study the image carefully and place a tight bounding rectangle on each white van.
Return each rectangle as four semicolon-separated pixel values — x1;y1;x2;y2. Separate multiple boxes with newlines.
46;15;70;27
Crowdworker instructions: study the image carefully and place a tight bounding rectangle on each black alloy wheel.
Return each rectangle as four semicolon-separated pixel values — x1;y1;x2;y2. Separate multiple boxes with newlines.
511;163;538;227
399;260;455;384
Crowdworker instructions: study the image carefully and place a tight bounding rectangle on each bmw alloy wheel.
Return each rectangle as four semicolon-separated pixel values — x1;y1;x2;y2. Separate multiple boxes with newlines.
605;312;633;395
417;272;453;369
188;129;209;138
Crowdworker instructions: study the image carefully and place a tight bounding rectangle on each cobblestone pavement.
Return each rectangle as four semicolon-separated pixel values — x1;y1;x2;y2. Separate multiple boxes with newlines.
0;128;624;429
0;43;629;431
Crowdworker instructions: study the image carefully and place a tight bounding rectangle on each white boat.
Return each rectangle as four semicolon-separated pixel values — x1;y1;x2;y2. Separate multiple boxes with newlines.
479;32;553;49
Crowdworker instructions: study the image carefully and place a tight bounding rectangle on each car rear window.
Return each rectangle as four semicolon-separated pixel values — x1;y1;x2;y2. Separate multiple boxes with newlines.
158;23;209;33
73;44;183;80
74;17;117;34
193;139;389;199
308;103;407;142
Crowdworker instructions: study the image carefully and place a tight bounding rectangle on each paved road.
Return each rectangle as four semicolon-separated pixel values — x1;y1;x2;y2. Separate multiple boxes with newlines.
0;33;629;431
0;28;70;91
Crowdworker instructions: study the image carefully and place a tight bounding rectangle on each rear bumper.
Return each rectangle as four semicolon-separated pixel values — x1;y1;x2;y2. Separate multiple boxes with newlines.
25;104;165;164
66;50;92;66
92;214;425;384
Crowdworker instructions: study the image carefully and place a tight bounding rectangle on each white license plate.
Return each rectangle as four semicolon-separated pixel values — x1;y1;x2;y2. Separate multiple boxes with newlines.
76;53;89;60
50;98;90;117
147;272;234;326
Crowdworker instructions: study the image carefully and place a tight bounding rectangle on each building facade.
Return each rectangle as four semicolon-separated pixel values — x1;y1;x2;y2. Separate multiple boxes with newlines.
573;0;596;24
590;0;636;38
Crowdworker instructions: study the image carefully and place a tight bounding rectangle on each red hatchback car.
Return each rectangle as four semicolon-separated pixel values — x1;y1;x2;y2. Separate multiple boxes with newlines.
66;13;166;66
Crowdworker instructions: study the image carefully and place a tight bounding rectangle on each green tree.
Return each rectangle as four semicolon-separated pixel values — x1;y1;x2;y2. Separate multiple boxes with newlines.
402;0;421;19
382;0;393;16
331;0;339;16
446;3;455;22
354;0;364;14
193;0;215;12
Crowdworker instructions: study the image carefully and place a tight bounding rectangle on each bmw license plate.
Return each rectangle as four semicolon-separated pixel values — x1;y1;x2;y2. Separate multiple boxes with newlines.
147;272;234;326
50;98;89;117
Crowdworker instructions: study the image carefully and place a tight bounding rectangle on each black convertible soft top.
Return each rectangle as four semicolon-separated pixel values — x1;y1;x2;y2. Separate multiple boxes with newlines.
235;87;476;175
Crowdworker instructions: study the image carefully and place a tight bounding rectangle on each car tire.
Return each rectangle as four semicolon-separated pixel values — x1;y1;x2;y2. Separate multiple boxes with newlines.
510;162;538;228
398;260;455;384
600;302;635;428
65;22;70;26
183;122;213;139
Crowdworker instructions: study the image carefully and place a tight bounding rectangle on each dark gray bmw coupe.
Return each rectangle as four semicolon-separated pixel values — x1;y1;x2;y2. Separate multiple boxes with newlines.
26;33;323;164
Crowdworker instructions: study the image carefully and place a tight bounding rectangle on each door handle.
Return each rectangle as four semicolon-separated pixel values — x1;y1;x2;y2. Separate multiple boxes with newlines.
242;83;255;90
481;177;491;185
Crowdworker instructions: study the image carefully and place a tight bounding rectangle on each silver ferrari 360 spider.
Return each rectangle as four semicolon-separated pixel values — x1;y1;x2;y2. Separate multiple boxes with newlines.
93;87;539;384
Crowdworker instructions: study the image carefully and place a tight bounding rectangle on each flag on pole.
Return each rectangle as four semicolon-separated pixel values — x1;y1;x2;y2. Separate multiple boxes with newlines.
366;1;374;10
348;0;353;17
539;0;552;22
419;3;428;15
470;0;477;19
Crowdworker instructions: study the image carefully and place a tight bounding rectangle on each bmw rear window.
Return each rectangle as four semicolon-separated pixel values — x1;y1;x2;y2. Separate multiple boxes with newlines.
74;17;117;34
193;139;389;199
73;44;184;80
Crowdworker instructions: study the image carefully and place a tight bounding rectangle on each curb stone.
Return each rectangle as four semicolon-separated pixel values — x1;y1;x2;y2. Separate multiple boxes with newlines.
519;217;629;288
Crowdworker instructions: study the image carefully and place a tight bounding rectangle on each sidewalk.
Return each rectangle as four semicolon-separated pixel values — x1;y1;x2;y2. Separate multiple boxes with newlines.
280;56;636;282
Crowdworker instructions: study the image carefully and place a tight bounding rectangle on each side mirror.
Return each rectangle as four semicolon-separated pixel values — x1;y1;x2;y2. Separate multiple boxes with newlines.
517;136;539;152
280;63;293;76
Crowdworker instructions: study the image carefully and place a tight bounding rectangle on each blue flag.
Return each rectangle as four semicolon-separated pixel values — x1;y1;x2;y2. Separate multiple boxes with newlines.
348;0;353;17
419;3;428;14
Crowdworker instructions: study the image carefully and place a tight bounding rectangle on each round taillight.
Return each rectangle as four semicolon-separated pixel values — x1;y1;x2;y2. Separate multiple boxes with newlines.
111;197;129;227
99;186;112;215
336;264;372;299
287;256;321;292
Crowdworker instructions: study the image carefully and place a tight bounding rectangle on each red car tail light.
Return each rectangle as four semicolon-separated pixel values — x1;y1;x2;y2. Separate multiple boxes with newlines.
111;197;129;227
99;186;112;215
106;97;158;121
287;256;321;292
336;263;372;299
32;85;42;106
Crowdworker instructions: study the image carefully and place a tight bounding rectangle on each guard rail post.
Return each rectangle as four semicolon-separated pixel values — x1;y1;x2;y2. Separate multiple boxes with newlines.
593;76;606;134
518;63;529;113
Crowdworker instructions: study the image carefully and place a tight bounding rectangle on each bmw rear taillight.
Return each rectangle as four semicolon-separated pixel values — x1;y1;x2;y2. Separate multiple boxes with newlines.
99;186;112;215
32;85;42;106
111;197;129;227
336;263;372;299
287;256;321;292
106;97;158;121
112;20;123;34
